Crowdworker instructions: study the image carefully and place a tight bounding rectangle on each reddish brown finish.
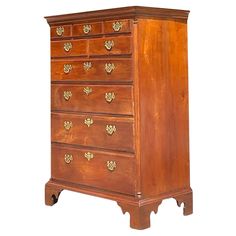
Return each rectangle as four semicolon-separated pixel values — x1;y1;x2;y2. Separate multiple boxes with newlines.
45;6;192;230
50;25;72;38
45;6;189;25
51;59;132;82
51;144;135;195
51;39;87;57
118;201;162;229
89;36;131;55
73;22;102;36
51;112;134;152
104;19;131;34
51;84;133;115
137;19;190;197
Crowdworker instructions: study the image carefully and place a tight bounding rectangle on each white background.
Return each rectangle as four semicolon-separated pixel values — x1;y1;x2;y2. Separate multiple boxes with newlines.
0;0;236;235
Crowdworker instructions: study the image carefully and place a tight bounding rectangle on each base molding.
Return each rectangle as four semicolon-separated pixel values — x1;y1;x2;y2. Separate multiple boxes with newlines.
45;179;193;229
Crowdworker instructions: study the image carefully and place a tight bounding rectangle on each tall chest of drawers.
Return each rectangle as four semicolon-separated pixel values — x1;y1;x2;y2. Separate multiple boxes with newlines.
45;6;193;230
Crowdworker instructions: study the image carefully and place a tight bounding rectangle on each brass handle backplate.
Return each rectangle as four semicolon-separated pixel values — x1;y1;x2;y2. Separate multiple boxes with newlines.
64;121;72;130
83;86;92;95
83;62;92;71
105;92;115;103
112;22;123;32
63;91;72;101
84;152;94;161
105;63;115;74
104;40;114;51
107;161;116;171
64;42;72;52
64;64;72;74
56;26;64;36
84;118;93;127
106;125;116;135
83;24;91;34
64;154;73;164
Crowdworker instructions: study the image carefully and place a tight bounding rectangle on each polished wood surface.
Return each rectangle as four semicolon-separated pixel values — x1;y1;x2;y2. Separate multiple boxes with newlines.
50;25;72;38
51;112;134;152
51;84;133;115
89;36;131;55
45;6;192;230
137;19;190;196
51;144;135;195
104;19;131;34
51;39;87;57
51;59;132;82
73;22;102;36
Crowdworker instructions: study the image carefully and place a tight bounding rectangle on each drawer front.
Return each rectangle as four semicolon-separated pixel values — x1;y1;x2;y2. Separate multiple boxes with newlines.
51;40;87;57
51;84;133;115
51;113;134;152
51;59;132;82
104;20;131;34
73;22;102;36
89;36;131;55
51;144;135;195
51;25;72;38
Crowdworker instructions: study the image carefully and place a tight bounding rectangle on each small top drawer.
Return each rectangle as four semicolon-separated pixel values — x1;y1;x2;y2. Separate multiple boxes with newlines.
73;22;102;36
104;20;131;34
51;25;72;38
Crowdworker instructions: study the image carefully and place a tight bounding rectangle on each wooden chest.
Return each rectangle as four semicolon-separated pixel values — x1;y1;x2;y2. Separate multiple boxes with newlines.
45;6;193;230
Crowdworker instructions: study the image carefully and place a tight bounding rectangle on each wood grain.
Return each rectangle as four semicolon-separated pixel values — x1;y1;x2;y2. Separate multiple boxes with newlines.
137;19;190;196
51;59;132;82
51;112;134;152
51;144;135;195
51;84;134;115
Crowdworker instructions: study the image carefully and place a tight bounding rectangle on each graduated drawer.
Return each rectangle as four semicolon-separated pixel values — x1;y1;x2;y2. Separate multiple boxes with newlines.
51;39;87;57
89;36;131;55
51;59;132;82
51;144;135;195
51;113;134;152
51;25;72;38
51;84;133;115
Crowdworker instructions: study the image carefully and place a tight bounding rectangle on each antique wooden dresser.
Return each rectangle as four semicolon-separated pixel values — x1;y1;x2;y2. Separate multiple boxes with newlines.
45;6;193;230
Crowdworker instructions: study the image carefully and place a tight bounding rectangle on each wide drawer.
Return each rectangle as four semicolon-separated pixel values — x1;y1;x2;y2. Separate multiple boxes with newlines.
51;84;133;115
89;36;131;55
51;113;134;152
51;59;132;82
51;144;135;195
51;39;87;57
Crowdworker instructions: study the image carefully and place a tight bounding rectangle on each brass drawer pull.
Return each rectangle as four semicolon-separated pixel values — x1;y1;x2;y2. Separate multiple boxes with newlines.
107;161;116;171
56;26;64;36
64;64;72;74
64;121;72;130
113;22;123;32
104;40;114;51
64;154;73;164
64;42;72;52
106;125;116;135
63;91;72;101
84;152;94;161
84;118;93;127
105;92;115;103
105;63;115;74
83;24;91;34
83;87;92;95
83;62;92;71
